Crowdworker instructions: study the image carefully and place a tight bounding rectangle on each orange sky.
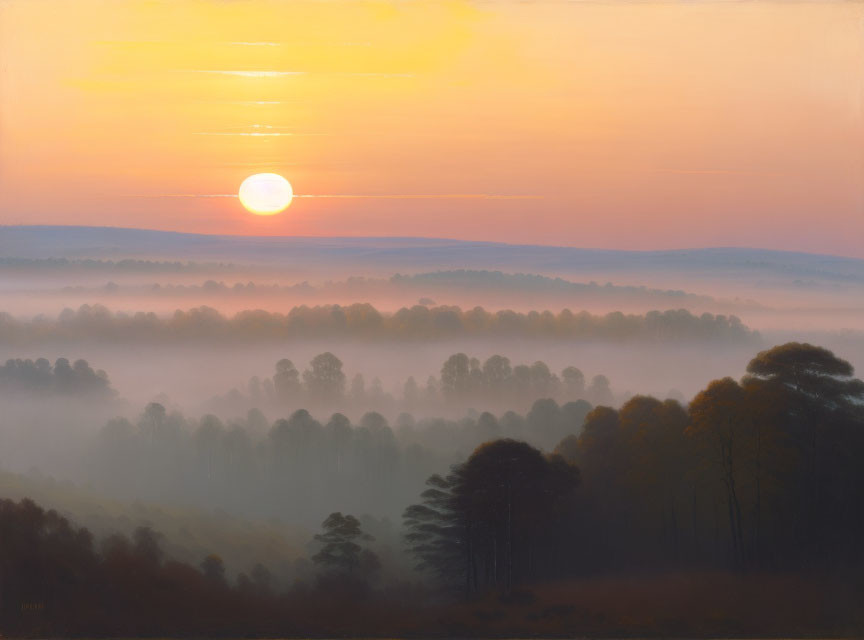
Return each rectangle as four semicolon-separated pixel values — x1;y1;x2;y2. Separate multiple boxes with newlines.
1;0;862;256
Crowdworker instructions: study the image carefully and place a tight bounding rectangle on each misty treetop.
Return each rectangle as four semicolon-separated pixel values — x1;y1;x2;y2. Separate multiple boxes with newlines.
0;357;113;398
312;512;380;579
0;302;758;344
218;351;611;418
437;353;611;407
89;394;594;525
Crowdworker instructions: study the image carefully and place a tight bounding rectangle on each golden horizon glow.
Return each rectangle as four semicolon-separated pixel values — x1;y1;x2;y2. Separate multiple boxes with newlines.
238;173;293;215
0;0;862;255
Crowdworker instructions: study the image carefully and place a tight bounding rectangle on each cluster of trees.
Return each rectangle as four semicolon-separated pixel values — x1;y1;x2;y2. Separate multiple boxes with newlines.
90;402;426;522
0;498;415;637
88;397;594;524
0;499;238;636
217;351;613;416
0;303;757;344
1;493;861;638
405;343;864;595
0;357;113;398
435;353;612;408
405;439;580;596
0;465;320;584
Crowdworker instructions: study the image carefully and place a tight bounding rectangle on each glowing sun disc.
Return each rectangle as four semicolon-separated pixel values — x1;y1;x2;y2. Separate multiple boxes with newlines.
238;173;293;215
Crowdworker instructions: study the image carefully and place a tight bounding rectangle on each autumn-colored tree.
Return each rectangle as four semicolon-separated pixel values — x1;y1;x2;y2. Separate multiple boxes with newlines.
745;342;864;559
620;396;690;562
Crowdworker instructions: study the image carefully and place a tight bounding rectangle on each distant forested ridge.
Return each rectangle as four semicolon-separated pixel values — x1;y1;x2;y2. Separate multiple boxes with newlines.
41;269;719;305
0;303;758;344
391;270;715;301
6;226;864;285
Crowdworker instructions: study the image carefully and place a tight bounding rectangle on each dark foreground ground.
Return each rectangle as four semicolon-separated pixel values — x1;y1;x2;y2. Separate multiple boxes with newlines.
11;572;860;639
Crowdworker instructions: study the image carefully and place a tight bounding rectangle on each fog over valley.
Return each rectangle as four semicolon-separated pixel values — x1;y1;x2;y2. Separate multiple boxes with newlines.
1;227;864;636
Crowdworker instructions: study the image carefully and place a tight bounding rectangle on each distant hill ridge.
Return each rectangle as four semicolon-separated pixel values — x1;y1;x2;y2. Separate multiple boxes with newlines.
0;303;759;345
392;270;714;302
2;225;863;284
0;258;715;303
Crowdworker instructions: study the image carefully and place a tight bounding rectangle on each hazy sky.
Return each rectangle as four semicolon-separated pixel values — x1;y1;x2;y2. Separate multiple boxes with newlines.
1;0;862;255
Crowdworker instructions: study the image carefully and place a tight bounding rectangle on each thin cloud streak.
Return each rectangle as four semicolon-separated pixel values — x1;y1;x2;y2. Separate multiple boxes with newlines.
224;41;281;47
292;194;542;200
223;41;372;47
338;72;415;78
209;161;351;167
650;168;779;175
176;70;414;78
176;70;307;77
125;194;542;200
193;132;329;137
99;40;372;47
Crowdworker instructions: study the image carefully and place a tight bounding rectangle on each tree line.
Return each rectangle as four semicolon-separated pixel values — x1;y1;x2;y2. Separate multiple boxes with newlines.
393;269;713;302
0;357;113;398
44;269;715;306
0;303;757;344
215;351;614;417
88;395;594;524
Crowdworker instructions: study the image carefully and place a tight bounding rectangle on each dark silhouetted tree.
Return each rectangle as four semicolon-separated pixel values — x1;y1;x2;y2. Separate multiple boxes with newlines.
312;512;377;576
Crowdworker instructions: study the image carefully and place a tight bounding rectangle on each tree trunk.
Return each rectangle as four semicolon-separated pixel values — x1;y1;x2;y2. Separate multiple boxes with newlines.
754;426;762;568
465;520;473;600
506;473;513;593
670;495;679;562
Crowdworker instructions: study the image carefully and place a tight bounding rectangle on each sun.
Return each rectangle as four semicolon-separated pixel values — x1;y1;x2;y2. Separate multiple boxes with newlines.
238;173;293;215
